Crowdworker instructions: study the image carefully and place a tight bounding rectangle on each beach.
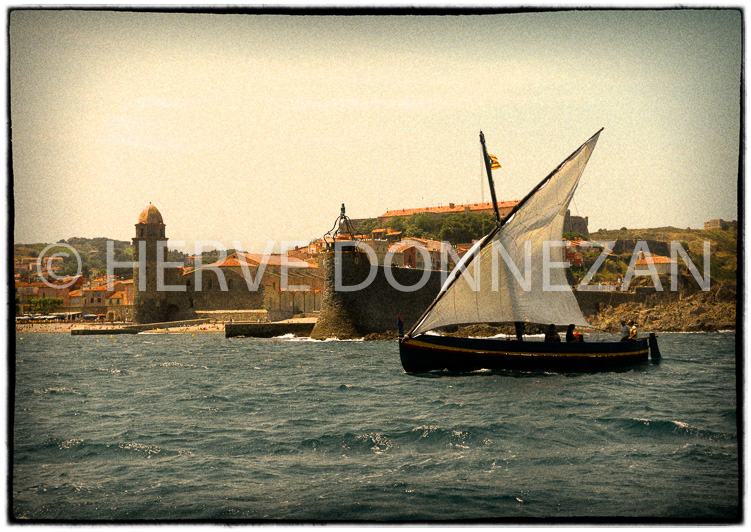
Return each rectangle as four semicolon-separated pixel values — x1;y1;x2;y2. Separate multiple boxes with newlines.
15;322;226;334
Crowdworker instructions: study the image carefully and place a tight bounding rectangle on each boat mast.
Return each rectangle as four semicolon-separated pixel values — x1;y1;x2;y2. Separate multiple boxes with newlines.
479;131;502;224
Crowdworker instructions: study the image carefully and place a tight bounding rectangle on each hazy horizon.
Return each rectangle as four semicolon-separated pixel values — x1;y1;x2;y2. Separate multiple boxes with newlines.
11;9;741;252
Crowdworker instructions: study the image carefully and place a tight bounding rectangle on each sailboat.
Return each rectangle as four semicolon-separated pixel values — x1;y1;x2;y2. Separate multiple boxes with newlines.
398;129;660;373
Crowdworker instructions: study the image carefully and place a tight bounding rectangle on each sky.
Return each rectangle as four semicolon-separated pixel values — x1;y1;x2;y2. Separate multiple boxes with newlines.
10;8;742;253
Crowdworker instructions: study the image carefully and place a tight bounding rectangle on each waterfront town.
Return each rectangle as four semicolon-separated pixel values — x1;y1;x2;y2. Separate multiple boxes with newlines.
14;200;737;334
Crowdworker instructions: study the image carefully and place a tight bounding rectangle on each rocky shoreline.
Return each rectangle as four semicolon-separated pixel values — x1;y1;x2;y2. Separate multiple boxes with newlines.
587;284;737;333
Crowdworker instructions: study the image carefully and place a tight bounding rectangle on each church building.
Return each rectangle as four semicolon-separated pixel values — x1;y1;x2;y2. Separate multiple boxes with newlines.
131;205;323;324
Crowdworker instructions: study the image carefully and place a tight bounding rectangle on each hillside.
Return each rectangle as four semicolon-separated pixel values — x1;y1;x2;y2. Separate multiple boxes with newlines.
590;226;738;283
14;237;187;280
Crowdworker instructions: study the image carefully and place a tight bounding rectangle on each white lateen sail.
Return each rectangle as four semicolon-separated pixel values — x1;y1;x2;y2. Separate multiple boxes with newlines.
411;130;602;336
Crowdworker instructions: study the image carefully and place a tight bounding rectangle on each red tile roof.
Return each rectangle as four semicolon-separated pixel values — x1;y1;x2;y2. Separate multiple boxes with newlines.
107;291;126;299
238;252;315;268
636;256;677;265
184;252;316;274
403;237;447;252
88;284;111;291
389;243;413;252
390;239;446;253
379;201;518;219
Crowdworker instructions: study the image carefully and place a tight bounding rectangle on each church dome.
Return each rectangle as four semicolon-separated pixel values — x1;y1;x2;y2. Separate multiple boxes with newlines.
137;204;164;225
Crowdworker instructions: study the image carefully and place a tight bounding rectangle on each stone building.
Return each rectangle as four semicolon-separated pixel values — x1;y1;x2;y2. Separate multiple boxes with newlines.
635;252;678;276
131;204;323;324
563;210;589;236
704;219;737;230
132;204;195;324
185;251;323;321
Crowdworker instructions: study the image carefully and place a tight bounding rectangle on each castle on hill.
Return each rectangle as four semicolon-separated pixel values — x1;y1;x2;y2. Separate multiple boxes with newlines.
349;201;590;237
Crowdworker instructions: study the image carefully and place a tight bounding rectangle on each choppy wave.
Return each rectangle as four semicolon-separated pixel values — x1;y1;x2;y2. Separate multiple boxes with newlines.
271;334;364;342
34;386;81;395
12;331;739;521
97;367;126;376
603;417;736;442
286;425;500;457
146;361;209;370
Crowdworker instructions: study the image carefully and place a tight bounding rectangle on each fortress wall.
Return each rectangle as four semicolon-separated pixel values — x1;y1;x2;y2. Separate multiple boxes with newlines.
310;248;443;339
195;309;268;323
611;239;670;256
563;214;590;237
188;272;266;311
573;288;681;317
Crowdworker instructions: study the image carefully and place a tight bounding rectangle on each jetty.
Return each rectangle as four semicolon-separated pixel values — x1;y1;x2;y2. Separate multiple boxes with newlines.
225;317;317;338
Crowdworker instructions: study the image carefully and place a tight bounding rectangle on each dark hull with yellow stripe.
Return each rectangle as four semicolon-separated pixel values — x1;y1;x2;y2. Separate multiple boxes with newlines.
399;334;651;373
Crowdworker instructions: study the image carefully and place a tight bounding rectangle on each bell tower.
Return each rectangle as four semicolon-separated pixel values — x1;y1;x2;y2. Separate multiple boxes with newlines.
132;203;168;322
132;203;167;293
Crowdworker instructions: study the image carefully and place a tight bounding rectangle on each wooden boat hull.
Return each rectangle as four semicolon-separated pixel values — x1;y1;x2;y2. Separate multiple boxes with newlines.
399;334;651;373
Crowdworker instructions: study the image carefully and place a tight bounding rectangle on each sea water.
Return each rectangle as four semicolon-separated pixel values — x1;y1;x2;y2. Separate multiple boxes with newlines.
12;332;739;521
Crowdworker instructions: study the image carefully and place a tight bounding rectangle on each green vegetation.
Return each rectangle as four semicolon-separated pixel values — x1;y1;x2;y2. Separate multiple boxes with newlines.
590;227;738;284
14;237;227;281
27;297;63;314
563;231;588;241
198;249;242;265
568;251;630;285
62;238;133;279
356;212;497;245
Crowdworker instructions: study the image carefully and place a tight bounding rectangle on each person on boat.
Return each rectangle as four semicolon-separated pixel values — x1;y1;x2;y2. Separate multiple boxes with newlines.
619;318;630;341
626;319;638;341
566;324;583;342
544;324;561;342
514;321;525;341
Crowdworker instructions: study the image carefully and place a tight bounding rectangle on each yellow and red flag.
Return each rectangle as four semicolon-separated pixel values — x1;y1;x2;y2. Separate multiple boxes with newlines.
488;154;501;170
